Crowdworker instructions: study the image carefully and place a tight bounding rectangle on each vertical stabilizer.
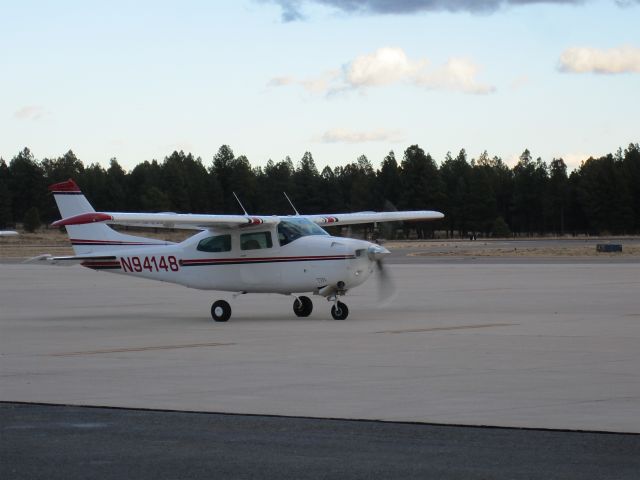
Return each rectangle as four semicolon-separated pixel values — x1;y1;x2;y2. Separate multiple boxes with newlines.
49;179;170;255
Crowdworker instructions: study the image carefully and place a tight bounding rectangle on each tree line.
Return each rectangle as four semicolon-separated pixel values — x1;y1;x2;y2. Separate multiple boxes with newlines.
1;142;639;237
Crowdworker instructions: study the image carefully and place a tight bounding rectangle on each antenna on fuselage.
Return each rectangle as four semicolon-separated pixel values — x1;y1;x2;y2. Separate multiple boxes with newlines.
283;192;300;215
233;192;249;216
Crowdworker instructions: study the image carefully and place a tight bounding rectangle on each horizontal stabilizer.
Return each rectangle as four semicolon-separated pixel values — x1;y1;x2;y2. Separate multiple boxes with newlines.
24;254;118;266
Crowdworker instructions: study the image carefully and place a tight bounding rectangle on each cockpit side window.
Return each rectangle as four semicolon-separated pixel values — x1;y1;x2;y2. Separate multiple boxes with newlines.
240;231;273;250
277;218;328;246
197;234;232;253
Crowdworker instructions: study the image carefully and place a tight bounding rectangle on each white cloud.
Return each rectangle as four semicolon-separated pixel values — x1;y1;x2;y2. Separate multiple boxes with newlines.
268;71;340;94
267;76;297;87
14;105;47;120
319;128;405;144
415;58;495;94
559;45;640;74
268;47;495;95
345;47;426;87
300;70;341;93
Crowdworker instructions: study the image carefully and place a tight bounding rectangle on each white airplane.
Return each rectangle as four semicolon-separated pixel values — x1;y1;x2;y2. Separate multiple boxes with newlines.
0;230;18;236
31;179;443;321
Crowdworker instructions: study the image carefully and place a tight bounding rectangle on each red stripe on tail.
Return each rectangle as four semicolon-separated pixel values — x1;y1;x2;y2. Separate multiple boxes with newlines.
49;178;81;193
52;212;113;227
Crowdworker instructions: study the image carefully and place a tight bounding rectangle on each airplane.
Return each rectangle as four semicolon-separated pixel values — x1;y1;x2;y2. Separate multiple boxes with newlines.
0;230;18;236
29;179;443;321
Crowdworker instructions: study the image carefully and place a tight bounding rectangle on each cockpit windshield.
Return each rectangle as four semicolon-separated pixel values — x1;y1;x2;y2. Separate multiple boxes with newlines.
277;218;328;246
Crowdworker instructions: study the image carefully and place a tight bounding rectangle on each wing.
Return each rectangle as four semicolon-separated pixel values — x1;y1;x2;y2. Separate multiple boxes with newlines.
304;210;444;226
51;210;443;230
51;212;279;230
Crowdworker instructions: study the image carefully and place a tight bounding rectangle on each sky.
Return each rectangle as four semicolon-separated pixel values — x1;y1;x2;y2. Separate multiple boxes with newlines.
1;0;639;171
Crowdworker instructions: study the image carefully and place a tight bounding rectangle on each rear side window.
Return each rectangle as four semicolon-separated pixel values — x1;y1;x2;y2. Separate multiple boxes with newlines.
240;231;273;250
197;234;232;252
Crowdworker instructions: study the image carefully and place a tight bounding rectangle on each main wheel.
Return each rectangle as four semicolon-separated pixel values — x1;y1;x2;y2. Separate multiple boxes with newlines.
211;300;231;322
293;296;313;317
331;301;349;320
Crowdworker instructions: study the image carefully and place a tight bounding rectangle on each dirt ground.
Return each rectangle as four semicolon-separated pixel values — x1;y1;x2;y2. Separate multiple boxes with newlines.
383;240;640;258
2;229;639;261
0;228;192;260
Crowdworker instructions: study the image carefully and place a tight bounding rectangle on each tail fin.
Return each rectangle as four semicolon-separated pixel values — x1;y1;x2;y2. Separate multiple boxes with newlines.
49;179;170;255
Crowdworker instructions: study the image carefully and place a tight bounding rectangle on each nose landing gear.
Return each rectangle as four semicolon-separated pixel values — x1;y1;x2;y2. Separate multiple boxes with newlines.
326;281;349;320
331;301;349;320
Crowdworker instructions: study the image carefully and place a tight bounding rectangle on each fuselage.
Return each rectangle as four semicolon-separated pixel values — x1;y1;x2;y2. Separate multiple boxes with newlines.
83;221;379;295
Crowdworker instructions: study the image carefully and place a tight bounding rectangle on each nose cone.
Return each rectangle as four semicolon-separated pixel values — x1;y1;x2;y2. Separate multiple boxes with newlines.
367;244;390;261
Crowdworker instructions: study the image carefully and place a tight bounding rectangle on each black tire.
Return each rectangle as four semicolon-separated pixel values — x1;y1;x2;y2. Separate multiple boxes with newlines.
293;295;313;317
211;300;231;322
331;301;349;320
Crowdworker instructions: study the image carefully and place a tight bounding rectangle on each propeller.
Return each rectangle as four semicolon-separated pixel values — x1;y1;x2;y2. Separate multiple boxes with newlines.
367;245;396;303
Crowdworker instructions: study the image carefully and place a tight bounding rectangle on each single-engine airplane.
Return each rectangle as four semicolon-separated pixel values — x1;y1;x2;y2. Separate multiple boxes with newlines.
30;179;443;321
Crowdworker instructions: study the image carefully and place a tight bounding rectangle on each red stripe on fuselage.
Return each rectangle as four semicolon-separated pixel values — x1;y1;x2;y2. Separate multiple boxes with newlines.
70;239;163;246
181;255;355;266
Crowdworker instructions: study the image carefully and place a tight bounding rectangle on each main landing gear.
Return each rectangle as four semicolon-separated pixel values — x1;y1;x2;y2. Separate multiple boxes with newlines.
211;300;231;322
293;295;313;317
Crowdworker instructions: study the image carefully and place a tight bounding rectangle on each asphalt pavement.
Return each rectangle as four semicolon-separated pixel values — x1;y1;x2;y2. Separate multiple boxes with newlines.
2;402;639;480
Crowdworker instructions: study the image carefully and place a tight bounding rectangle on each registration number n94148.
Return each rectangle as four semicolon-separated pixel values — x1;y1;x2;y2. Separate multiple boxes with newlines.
120;256;179;273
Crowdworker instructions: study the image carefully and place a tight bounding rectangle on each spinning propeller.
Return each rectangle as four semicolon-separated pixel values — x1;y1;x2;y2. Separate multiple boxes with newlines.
367;244;396;302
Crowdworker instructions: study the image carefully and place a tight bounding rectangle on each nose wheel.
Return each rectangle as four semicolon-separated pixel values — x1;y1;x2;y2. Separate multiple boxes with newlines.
211;300;231;322
293;296;313;317
331;301;349;320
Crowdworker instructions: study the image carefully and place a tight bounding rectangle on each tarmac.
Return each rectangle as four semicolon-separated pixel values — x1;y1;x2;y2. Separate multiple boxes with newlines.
3;402;639;480
1;256;639;432
2;247;640;478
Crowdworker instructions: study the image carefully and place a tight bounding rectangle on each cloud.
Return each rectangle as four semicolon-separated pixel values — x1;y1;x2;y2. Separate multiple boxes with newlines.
558;45;640;74
268;47;495;95
319;128;405;143
415;58;495;94
268;71;341;93
14;105;47;120
267;76;297;87
345;47;426;87
262;0;636;21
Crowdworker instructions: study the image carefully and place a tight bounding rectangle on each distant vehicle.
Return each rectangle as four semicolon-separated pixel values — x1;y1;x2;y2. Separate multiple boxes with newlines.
0;230;18;236
30;179;443;321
